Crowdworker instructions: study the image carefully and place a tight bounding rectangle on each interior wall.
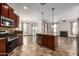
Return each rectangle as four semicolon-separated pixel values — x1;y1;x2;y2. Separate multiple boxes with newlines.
57;19;77;37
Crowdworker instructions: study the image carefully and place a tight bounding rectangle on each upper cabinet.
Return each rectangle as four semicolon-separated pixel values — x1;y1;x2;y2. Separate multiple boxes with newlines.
0;3;9;18
0;3;19;28
16;15;19;28
8;6;14;19
13;13;19;28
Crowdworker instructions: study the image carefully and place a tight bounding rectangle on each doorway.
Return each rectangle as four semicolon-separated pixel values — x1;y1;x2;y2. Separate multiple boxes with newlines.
31;23;39;44
21;22;38;46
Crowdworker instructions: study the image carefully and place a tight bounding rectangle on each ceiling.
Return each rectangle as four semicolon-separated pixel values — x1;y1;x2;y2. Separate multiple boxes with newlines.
8;3;79;23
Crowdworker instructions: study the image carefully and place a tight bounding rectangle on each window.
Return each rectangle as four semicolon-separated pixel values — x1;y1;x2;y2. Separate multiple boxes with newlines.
52;23;58;34
71;22;77;35
32;26;38;35
32;23;38;35
54;24;57;33
23;23;27;35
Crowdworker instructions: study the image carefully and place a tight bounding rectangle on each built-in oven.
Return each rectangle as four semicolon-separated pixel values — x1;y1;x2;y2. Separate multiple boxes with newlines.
0;31;18;54
7;37;18;53
6;33;18;53
0;16;13;27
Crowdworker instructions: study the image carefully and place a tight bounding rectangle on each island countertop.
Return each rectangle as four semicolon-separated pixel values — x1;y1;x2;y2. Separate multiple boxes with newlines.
36;33;58;36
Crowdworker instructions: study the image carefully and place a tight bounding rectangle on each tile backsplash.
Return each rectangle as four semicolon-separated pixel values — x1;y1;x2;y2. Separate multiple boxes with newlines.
0;27;16;32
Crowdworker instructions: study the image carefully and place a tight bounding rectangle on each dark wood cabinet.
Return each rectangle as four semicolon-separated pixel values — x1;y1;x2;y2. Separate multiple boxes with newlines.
8;7;14;19
0;37;19;56
0;3;9;18
16;15;19;28
0;38;6;56
17;34;23;46
36;34;58;50
0;3;19;28
11;13;19;28
0;3;14;19
15;31;23;46
13;14;19;28
12;13;16;20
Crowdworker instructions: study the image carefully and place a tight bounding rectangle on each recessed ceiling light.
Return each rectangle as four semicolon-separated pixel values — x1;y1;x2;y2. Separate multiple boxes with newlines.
24;6;28;10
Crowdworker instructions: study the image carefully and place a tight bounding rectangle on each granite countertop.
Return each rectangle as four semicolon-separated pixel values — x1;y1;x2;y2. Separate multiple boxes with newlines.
0;37;6;40
15;30;23;33
37;33;58;36
17;33;23;35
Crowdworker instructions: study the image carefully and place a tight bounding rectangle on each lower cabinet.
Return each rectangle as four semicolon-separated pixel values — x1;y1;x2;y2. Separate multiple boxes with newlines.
17;34;23;46
0;37;18;56
0;38;6;56
36;34;58;50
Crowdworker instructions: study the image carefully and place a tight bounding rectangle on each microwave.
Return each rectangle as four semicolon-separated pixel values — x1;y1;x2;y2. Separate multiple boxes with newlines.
0;16;13;27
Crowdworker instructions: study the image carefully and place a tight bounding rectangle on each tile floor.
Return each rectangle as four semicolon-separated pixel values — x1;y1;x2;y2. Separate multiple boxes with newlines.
9;36;77;56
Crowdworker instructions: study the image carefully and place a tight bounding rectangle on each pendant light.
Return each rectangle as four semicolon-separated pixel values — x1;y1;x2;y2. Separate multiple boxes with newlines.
52;8;55;25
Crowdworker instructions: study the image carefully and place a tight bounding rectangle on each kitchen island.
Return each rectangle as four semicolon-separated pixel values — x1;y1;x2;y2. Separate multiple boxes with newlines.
36;34;58;50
